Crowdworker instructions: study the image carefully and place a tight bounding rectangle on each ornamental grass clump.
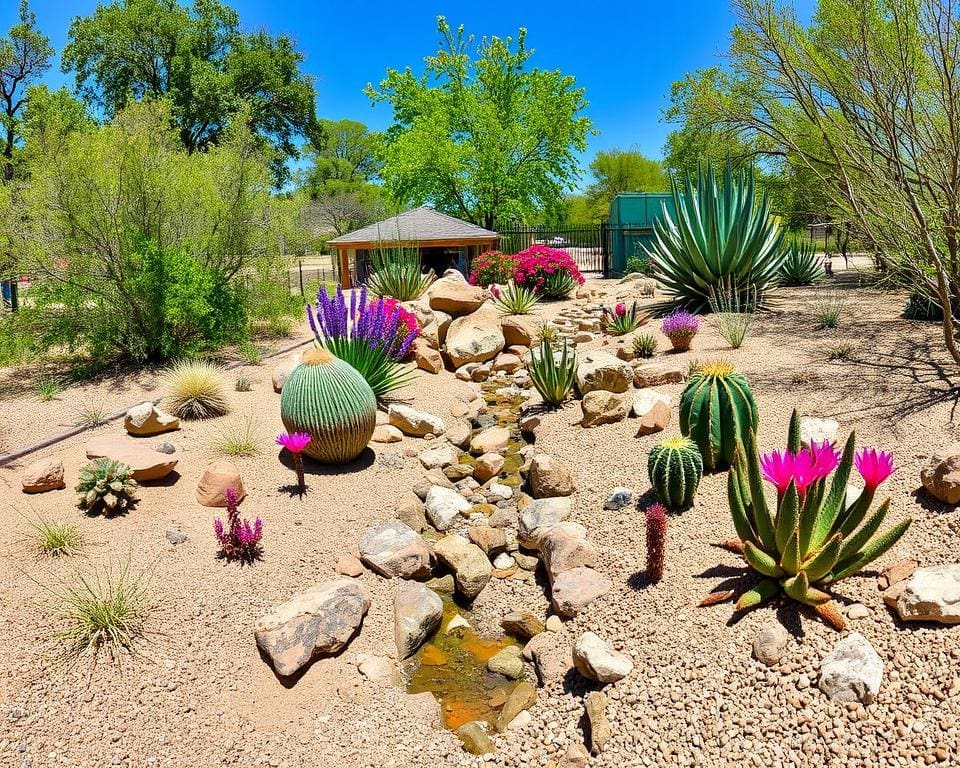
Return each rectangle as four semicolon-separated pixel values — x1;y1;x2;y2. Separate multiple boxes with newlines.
601;301;648;336
28;517;86;558
707;282;757;349
277;431;311;496
633;332;657;358
645;502;667;584
529;339;577;407
661;310;701;351
162;360;231;419
214;488;263;564
307;284;418;401
491;281;540;315
719;410;908;630
76;459;138;515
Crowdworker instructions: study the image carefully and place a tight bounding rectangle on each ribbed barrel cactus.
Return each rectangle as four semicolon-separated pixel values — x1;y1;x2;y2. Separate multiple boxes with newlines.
280;347;377;464
643;159;786;311
76;458;138;514
722;410;910;630
648;436;704;508
679;360;758;471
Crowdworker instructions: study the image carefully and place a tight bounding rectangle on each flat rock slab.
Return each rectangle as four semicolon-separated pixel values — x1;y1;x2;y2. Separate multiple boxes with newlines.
85;435;178;482
551;567;613;617
255;579;370;677
884;564;960;624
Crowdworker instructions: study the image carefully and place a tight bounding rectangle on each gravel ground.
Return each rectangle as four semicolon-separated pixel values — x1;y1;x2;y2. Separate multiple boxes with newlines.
1;273;959;768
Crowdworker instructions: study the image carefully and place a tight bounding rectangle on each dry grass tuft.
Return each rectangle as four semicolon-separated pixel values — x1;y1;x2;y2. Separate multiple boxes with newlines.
162;360;230;419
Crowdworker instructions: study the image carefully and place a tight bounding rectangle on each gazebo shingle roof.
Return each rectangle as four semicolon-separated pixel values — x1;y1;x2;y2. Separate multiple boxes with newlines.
327;206;498;245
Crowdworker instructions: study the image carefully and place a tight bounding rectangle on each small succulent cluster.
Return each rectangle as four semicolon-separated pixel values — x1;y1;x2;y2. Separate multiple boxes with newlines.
648;436;703;509
633;332;657;358
234;376;252;392
529;339;577;407
490;281;540;315
214;488;263;563
724;410;908;629
76;458;138;515
601;301;648;336
661;310;700;351
644;502;667;584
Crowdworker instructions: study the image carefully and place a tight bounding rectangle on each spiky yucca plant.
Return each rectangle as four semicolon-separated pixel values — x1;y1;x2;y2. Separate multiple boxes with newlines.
491;281;540;315
644;159;786;311
76;459;138;515
778;237;824;286
723;410;910;629
529;339;577;407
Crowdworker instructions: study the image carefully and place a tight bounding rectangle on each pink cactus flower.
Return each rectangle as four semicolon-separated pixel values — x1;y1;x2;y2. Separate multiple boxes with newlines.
761;441;840;496
615;302;626;316
855;448;895;490
276;432;311;454
760;449;796;495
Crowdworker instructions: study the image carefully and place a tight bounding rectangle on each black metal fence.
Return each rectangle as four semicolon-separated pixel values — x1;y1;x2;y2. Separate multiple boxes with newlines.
496;225;609;276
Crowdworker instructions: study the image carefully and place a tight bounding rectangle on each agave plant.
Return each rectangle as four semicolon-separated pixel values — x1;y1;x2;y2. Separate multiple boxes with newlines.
778;237;824;286
718;410;910;629
366;243;435;301
491;281;540;315
529;339;577;407
644;159;786;311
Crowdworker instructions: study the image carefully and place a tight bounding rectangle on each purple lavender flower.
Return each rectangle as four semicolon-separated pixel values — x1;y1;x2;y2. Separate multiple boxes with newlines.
213;488;263;564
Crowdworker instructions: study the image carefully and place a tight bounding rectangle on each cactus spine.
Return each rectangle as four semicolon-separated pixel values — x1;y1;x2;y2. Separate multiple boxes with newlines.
280;347;377;464
679;360;758;470
645;503;667;583
648;436;704;508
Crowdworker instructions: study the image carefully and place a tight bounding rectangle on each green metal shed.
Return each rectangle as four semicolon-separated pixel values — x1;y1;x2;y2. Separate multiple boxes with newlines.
607;192;675;276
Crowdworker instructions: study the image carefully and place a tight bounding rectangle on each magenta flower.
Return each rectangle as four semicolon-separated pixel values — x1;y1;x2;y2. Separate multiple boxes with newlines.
615;302;626;316
855;448;895;490
808;440;841;479
761;441;840;496
276;432;311;454
761;449;796;495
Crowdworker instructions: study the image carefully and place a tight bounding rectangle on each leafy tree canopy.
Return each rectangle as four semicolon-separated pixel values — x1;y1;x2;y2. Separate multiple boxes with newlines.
61;0;318;185
366;16;592;229
586;148;668;213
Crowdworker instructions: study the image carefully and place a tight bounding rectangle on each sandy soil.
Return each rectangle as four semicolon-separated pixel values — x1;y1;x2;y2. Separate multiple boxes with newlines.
1;271;959;768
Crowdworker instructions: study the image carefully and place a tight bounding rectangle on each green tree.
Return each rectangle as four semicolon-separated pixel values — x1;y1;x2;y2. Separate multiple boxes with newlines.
0;1;53;181
586;148;668;213
366;17;592;229
61;0;317;184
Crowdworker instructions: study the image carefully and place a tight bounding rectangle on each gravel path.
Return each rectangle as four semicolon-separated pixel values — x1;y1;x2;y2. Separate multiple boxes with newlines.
1;276;959;767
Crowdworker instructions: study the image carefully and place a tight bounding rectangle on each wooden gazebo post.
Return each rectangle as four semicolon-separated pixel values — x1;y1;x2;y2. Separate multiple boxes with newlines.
337;247;352;289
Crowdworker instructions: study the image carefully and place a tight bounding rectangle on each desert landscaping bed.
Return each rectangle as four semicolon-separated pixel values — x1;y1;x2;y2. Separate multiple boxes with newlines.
1;273;960;768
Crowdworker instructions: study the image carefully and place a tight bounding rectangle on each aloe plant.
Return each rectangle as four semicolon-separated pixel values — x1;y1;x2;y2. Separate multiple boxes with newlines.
720;409;910;629
529;339;577;407
644;159;786;311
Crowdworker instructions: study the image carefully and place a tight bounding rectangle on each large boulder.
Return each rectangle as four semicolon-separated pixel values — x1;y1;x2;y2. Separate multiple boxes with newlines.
412;338;443;374
580;391;631;428
388;404;445;437
445;304;505;367
540;524;599;583
428;276;487;316
576;350;633;395
818;632;883;704
501;315;542;347
551;567;612;617
921;443;960;504
572;631;633;683
883;564;960;624
394;582;443;659
195;460;245;507
123;401;180;436
21;457;65;493
518;496;573;549
85;435;178;482
633;362;685;388
358;520;432;579
425;485;471;530
255;579;370;677
271;353;302;393
433;534;492;600
529;454;576;498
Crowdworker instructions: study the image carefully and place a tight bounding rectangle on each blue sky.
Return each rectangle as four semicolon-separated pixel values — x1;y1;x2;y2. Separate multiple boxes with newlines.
4;1;813;181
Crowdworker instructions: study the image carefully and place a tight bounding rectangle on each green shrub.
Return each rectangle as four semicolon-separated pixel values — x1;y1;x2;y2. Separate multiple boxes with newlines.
304;278;338;302
625;252;653;276
237;341;262;365
35;377;61;401
903;291;943;321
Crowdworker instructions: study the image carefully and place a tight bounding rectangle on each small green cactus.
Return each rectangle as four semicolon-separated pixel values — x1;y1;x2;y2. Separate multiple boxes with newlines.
648;436;704;508
76;458;138;514
679;360;758;471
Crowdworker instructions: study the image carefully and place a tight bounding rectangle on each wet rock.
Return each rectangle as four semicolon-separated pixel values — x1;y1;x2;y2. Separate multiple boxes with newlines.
753;622;790;666
496;681;537;731
446;304;505;367
255;579;369;677
631;388;671;418
371;424;403;443
518;496;573;548
123;401;180;436
575;350;633;395
529;454;576;498
602;487;632;510
580;390;631;427
456;721;494;755
418;443;460;470
433;534;492;600
573;631;633;682
425;486;471;531
487;645;524;679
551;567;613;617
818;632;883;704
921;443;960;504
358;520;432;579
444;463;474;481
473;452;505;483
21;457;65;493
635;400;671;436
800;416;839;447
883;564;960;624
194;460;245;507
86;435;178;482
470;426;510;455
394;583;443;659
585;691;612;755
501;610;545;639
633;362;685;388
389;404;445;437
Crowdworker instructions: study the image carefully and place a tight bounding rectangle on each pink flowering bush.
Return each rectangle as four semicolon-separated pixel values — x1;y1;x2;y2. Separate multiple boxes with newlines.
513;245;585;299
469;251;518;287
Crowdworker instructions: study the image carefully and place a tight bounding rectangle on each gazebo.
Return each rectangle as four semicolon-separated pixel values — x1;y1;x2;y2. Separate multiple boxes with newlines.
328;206;499;288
